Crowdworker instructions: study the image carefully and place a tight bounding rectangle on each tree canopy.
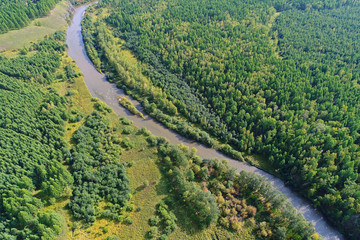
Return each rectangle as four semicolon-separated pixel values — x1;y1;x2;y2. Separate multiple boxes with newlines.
84;0;360;238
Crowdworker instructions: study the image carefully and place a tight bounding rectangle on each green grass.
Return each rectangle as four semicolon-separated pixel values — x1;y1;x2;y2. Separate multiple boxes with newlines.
0;24;254;239
52;64;252;239
42;50;167;239
0;0;70;51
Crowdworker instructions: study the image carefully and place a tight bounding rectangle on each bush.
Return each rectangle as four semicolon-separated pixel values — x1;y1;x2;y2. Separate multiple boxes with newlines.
138;127;150;136
126;204;135;212
66;90;76;96
147;226;158;239
121;138;134;150
124;216;134;225
147;136;158;146
148;216;159;226
120;117;133;125
159;234;168;240
122;126;133;134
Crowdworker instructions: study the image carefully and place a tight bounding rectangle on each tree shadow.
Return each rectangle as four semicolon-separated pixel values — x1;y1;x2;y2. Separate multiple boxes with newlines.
133;184;146;194
154;160;203;237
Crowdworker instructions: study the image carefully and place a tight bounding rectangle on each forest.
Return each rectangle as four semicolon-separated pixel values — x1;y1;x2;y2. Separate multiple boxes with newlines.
0;28;319;239
0;35;72;239
2;0;360;238
0;32;133;239
82;0;360;239
0;0;60;33
68;111;131;224
155;142;318;239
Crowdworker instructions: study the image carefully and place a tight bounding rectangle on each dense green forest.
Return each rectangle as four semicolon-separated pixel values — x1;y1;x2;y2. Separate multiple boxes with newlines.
69;0;93;6
68;111;131;224
0;32;133;239
156;143;318;239
0;36;72;239
0;0;60;33
82;0;360;238
0;33;317;238
2;0;359;238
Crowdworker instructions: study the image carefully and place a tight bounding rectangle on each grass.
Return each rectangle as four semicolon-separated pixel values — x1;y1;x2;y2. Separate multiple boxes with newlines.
65;116;166;240
0;0;70;51
0;19;255;240
51;57;95;143
246;154;278;177
43;49;167;239
51;55;252;239
75;142;164;239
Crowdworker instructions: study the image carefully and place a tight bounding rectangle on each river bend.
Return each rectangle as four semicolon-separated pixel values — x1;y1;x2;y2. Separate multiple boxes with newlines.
66;4;344;240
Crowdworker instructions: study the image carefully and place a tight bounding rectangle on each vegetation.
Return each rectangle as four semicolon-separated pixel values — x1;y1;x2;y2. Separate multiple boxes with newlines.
0;34;72;240
1;0;352;238
156;143;318;239
118;96;145;119
68;111;131;224
0;31;132;239
69;0;94;6
147;201;177;238
81;14;239;157
0;0;60;34
82;0;360;238
0;0;70;51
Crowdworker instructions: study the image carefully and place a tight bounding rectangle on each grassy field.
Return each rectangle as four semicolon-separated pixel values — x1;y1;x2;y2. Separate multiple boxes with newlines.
47;45;251;240
0;0;70;51
0;20;253;239
55;73;250;239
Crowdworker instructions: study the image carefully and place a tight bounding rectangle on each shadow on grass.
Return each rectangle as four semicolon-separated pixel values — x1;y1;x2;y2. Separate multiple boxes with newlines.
133;184;147;194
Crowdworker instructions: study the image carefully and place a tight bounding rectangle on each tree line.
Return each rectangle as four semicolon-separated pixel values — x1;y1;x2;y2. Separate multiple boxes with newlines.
0;0;60;34
155;140;318;239
0;35;73;240
85;0;360;238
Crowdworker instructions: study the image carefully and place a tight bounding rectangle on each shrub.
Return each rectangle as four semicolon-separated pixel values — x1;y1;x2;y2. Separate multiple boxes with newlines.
122;126;133;134
147;226;158;239
124;216;134;225
148;216;159;226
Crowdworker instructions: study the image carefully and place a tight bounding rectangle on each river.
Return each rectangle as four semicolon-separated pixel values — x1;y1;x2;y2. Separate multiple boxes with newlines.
66;3;344;240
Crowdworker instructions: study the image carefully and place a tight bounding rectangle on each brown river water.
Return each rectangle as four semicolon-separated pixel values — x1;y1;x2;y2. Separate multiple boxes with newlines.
66;3;344;240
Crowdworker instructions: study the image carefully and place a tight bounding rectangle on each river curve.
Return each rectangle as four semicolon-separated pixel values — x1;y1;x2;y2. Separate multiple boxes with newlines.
66;4;344;240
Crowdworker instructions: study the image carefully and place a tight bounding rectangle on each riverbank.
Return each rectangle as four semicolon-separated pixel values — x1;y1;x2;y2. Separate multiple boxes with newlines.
66;3;343;240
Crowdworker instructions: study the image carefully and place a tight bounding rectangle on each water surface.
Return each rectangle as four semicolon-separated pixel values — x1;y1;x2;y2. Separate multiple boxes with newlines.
66;4;344;240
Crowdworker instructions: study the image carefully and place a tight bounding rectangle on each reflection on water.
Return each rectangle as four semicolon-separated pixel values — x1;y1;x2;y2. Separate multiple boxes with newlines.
66;4;343;240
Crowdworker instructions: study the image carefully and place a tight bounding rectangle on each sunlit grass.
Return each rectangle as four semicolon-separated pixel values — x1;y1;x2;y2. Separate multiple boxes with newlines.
0;0;70;51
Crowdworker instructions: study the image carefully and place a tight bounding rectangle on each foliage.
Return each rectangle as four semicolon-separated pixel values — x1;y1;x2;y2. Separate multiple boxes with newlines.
0;37;64;84
69;0;94;6
158;143;317;239
148;201;177;238
157;144;219;228
118;96;145;119
68;111;131;223
85;0;360;238
0;36;73;240
0;0;60;34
